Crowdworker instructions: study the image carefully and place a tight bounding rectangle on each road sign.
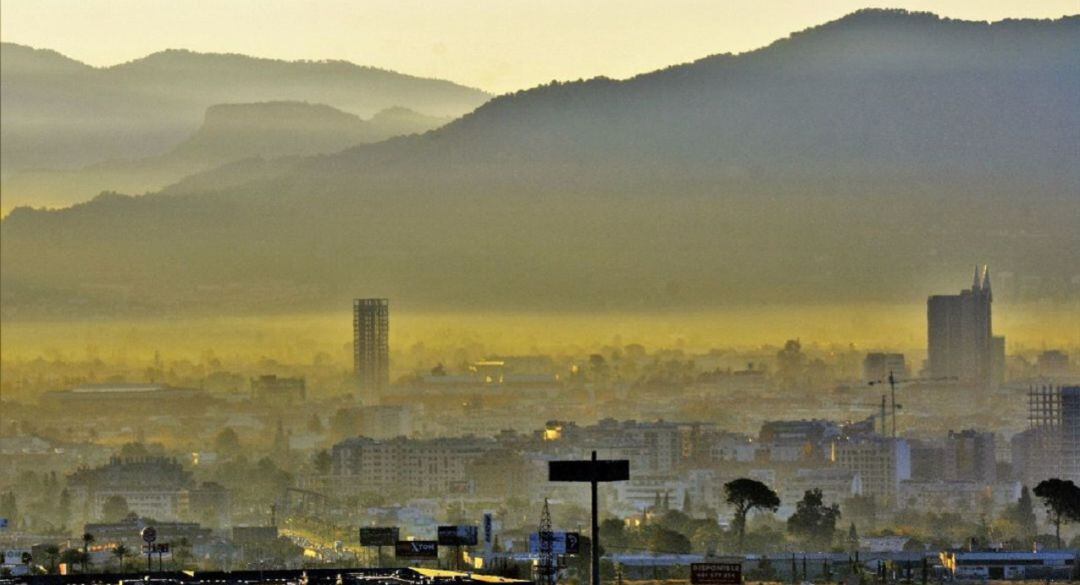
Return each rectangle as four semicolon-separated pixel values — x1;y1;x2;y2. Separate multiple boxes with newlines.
691;562;742;585
437;525;478;546
360;527;399;547
549;459;629;482
395;540;438;559
153;543;170;554
141;526;157;544
529;531;581;555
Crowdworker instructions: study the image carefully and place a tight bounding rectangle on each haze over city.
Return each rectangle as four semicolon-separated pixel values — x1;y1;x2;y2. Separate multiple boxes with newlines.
0;2;1078;585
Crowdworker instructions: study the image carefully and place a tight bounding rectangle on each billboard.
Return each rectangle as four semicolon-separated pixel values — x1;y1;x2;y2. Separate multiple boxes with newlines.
690;562;742;585
549;459;629;482
395;540;438;559
528;532;581;555
360;527;399;547
437;525;478;546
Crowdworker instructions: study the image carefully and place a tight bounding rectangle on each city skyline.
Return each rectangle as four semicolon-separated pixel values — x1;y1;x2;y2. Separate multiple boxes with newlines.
2;2;1079;582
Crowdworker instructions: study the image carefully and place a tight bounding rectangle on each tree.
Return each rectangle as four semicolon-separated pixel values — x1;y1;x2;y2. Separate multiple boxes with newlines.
787;489;841;551
724;478;780;552
102;495;130;522
312;450;332;475
643;525;691;554
1033;479;1080;548
600;518;628;550
81;533;95;573
42;545;60;574
119;442;151;458
214;427;241;455
1014;486;1038;540
112;545;129;573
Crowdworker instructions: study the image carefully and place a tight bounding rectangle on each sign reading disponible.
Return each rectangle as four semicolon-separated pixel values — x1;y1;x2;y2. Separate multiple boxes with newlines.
690;563;742;585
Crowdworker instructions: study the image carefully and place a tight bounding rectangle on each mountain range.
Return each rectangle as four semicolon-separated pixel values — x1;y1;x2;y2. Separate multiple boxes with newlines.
2;10;1078;318
0;43;489;177
1;102;450;210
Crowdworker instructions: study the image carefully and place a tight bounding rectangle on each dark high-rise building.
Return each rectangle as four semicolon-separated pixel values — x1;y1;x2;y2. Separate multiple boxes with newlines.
927;266;1001;388
353;298;389;395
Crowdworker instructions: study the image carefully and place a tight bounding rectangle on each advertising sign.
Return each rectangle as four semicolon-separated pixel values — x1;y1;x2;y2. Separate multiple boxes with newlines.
549;459;629;482
395;540;438;559
528;532;581;555
483;513;493;545
690;562;742;585
437;525;478;546
360;527;399;547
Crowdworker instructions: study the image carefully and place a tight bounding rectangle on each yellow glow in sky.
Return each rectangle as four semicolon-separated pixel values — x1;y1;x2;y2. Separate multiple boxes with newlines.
1;0;1075;94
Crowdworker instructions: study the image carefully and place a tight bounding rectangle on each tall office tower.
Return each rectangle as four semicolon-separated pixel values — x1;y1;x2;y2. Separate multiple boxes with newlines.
927;266;1000;388
353;298;389;396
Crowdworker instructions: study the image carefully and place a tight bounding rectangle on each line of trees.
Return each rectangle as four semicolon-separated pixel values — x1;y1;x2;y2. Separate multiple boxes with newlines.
722;477;1080;553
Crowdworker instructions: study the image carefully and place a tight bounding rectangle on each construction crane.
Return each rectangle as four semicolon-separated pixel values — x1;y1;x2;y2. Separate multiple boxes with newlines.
867;371;955;438
829;398;901;436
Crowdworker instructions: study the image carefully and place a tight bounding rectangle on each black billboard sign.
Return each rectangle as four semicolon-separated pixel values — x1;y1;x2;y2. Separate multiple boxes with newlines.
395;540;438;559
437;525;478;546
360;527;399;547
549;459;629;482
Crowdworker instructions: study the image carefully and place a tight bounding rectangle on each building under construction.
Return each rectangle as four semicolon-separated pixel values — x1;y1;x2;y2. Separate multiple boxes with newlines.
1014;385;1080;484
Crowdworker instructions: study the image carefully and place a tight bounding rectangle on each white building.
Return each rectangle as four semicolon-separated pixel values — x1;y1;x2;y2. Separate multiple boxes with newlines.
831;437;910;506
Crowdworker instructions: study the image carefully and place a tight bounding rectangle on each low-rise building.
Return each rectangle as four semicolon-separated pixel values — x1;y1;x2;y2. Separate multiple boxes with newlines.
940;551;1077;580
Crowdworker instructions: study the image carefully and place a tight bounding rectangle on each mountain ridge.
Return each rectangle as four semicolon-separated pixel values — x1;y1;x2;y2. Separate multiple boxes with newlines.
1;101;451;210
3;9;1078;318
0;41;491;179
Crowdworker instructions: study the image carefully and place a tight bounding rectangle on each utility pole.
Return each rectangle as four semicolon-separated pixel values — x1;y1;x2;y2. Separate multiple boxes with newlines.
591;452;599;585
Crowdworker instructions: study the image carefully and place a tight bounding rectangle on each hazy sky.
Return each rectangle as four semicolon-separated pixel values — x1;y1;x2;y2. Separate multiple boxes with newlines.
2;0;1076;93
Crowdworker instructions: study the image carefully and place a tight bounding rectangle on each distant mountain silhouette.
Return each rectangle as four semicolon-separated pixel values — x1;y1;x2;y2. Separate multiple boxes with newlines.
0;43;489;176
2;102;450;209
3;10;1078;318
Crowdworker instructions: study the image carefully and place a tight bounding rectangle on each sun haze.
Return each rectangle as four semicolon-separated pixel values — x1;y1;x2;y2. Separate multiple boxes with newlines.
1;0;1075;93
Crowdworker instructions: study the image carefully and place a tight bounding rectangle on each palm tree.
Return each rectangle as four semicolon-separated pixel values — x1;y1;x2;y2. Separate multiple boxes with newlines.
113;544;130;573
81;532;95;573
43;544;60;574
